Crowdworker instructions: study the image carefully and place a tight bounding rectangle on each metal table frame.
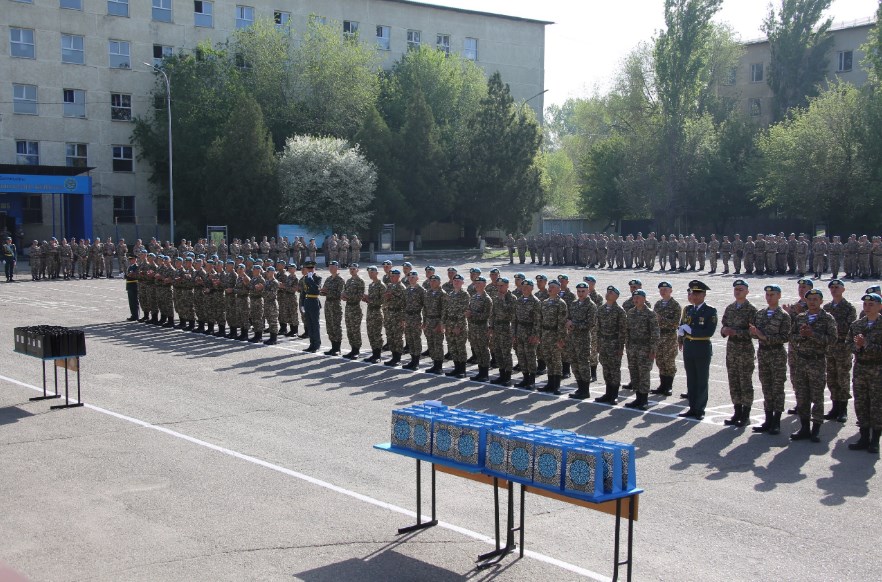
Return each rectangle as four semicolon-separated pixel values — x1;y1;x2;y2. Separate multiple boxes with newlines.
27;356;83;410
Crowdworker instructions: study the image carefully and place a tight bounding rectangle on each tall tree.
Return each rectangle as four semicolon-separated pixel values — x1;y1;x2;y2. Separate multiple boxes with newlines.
456;73;545;234
862;1;882;82
204;94;278;237
653;0;724;231
277;136;376;234
762;0;835;122
353;107;406;234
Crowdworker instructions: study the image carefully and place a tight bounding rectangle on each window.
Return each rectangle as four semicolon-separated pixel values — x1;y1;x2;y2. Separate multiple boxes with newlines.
750;63;764;83
61;0;83;9
66;143;88;167
153;44;173;67
463;37;478;61
13;84;37;115
724;66;737;86
63;89;86;118
235;52;251;70
16;141;39;165
194;1;212;27
343;20;359;39
376;25;391;51
61;33;85;64
153;0;172;22
113;196;136;223
310;15;327;25
407;30;421;51
436;34;450;56
749;98;762;117
274;11;290;28
10;28;36;59
111;93;132;121
108;0;128;17
23;196;43;224
235;5;253;29
112;146;134;172
109;40;131;68
838;50;853;72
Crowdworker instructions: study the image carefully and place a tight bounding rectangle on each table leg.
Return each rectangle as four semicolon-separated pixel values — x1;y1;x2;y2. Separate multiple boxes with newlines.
30;359;60;401
518;484;525;557
51;358;84;410
397;459;438;534
477;481;518;568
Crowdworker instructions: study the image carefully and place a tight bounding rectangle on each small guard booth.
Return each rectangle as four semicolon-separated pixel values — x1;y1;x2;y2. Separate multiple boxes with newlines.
0;165;94;243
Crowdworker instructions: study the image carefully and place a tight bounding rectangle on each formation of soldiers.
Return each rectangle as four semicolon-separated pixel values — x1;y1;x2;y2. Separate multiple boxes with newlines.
505;231;882;280
24;234;363;281
126;250;882;455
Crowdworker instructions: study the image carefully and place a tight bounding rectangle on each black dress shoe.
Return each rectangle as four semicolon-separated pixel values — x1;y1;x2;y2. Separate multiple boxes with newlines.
680;393;689;399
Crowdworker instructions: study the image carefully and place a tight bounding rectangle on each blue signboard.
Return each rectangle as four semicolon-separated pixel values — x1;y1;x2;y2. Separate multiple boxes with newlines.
0;174;92;195
277;224;331;247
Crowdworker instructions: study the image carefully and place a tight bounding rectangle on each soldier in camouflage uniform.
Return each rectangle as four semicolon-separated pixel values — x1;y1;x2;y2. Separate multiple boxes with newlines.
594;286;627;405
512;279;541;389
28;241;41;280
382;269;407;366
156;255;176;327
789;289;835;443
192;258;210;332
220;261;237;338
341;264;365;358
137;251;157;323
846;293;882;453
277;262;300;337
423;275;448;374
720;280;758;427
233;264;251;341
823;279;857;423
623;290;659;410
829;235;843;279
585;275;603;381
61;238;73;279
205;260;224;336
321;261;345;356
261;267;280;344
362;266;386;363
750;285;791;435
567;282;598;399
466;277;494;381
651;281;681;397
489;277;516;386
708;235;720;274
536;279;567;394
443;274;470;378
247;264;267;343
402;272;426;370
175;257;196;329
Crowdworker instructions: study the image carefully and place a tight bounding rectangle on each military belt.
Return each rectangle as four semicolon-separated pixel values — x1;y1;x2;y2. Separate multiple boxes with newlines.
796;352;825;361
542;325;558;330
758;344;784;351
684;335;710;341
305;294;319;299
250;294;263;298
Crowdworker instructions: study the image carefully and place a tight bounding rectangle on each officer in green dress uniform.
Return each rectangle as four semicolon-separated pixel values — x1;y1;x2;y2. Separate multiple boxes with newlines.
678;280;717;420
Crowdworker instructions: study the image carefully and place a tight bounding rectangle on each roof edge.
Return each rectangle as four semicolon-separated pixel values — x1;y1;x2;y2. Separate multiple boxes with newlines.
378;0;554;25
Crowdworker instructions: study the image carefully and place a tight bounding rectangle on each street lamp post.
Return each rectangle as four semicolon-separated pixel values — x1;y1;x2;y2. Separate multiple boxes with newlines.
143;63;174;244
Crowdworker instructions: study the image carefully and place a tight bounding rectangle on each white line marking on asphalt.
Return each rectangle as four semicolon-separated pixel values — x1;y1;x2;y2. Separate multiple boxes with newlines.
0;373;611;581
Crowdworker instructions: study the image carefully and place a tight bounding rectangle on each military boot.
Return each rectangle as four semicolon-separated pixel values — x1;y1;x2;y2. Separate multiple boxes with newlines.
298;330;310;339
823;400;841;421
493;370;512;387
215;324;226;337
205;323;214;335
195;321;205;333
138;314;149;323
790;418;811;441
724;405;743;426
342;347;360;359
163;317;175;329
364;349;382;364
248;330;262;343
836;401;848;423
237;328;249;341
624;392;649;411
325;341;341;356
514;372;534;389
810;421;822;443
561;362;571;379
286;326;298;337
425;360;443;374
466;353;478;365
384;352;401;366
868;429;881;454
590;365;597;382
568;378;590;400
263;333;278;345
226;326;237;339
595;384;619;404
471;366;490;382
736;405;751;427
536;359;547;375
752;409;772;433
769;411;783;435
402;356;420;371
848;428;870;451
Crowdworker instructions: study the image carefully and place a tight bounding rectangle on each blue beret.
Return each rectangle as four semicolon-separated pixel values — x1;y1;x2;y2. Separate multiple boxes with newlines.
174;257;183;262
329;260;339;266
266;266;275;272
140;249;148;254
733;279;748;287
425;265;435;271
866;286;882;294
498;277;510;284
390;268;401;275
453;274;464;281
633;289;647;297
862;293;882;303
575;282;588;289
349;263;359;268
383;260;393;266
514;272;526;279
252;264;263;270
628;279;642;286
828;279;845;287
557;274;569;281
447;267;457;272
206;260;215;265
522;279;534;287
658;281;672;289
764;284;782;293
428;274;440;281
805;289;823;298
548;279;560;287
797;278;814;287
469;267;481;274
403;262;413;268
489;268;500;274
536;274;548;281
607;285;620;296
225;259;234;264
475;276;487;283
367;266;378;272
584;275;596;283
147;252;156;257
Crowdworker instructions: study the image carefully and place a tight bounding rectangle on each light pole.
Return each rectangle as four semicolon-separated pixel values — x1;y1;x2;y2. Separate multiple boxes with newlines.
519;89;549;113
143;63;174;244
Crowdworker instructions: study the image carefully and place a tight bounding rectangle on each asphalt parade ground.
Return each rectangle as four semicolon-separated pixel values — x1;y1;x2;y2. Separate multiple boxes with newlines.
1;260;880;581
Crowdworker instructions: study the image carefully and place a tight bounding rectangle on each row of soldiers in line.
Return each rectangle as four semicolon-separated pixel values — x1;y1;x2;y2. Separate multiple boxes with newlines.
126;254;882;454
504;231;882;279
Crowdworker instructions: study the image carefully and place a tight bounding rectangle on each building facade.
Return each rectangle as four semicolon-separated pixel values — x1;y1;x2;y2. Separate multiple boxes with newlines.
1;0;549;243
722;17;876;126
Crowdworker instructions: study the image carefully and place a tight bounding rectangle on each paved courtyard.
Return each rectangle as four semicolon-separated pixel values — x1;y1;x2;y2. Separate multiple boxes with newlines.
0;260;879;581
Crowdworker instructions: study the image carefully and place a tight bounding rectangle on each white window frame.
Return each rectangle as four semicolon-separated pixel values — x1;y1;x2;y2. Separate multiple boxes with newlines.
343;20;359;39
407;30;421;51
749;98;762;117
109;40;131;69
61;33;85;64
153;44;173;67
274;10;290;28
376;25;391;51
152;0;173;23
436;34;450;56
60;0;83;10
112;145;134;172
63;88;86;118
837;50;853;73
235;5;254;29
194;0;213;27
750;63;764;83
111;93;132;121
13;83;38;115
310;15;327;26
463;37;478;61
113;196;136;223
66;143;88;167
16;141;40;165
107;0;129;17
10;27;36;59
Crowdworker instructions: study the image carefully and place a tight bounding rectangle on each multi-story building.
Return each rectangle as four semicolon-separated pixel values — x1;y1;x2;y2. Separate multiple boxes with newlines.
1;0;550;244
722;17;876;126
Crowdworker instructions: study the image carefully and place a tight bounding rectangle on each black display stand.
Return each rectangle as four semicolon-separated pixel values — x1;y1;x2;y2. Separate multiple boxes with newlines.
14;326;85;409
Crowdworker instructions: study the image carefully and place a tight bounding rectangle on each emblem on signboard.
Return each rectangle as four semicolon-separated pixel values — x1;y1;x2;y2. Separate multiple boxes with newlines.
64;178;77;191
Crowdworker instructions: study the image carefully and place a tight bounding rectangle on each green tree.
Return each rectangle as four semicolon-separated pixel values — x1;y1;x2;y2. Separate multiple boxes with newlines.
204;94;278;237
277;136;377;233
353;107;406;234
578;135;631;223
862;1;882;81
542;149;580;217
762;0;835;122
456;73;545;234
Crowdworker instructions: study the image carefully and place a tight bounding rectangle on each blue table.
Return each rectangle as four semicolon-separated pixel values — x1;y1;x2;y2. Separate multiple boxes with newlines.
374;443;641;580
